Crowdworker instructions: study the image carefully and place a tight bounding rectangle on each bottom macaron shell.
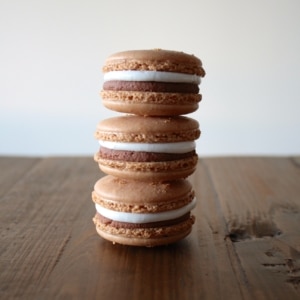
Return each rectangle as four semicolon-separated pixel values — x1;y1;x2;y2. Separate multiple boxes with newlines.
95;227;192;247
102;99;199;116
93;213;195;247
95;153;198;181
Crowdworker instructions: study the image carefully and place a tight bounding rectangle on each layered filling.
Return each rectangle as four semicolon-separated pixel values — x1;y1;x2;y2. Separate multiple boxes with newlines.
102;70;201;95
95;197;196;224
98;141;196;163
95;198;196;223
94;212;193;230
103;70;201;84
103;81;199;94
99;148;195;162
99;140;195;153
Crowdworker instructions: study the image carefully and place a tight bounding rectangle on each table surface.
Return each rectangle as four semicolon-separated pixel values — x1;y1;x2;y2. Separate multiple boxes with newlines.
1;156;300;300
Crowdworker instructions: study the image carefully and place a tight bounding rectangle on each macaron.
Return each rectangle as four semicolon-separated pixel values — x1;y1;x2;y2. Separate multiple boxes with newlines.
94;115;200;181
101;49;205;116
92;175;196;247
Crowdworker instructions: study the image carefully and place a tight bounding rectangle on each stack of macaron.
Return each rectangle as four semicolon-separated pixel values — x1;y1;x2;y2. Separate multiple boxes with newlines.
92;49;205;247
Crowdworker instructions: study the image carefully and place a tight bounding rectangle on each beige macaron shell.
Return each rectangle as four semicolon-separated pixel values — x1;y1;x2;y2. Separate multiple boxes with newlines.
102;100;199;116
102;49;205;77
101;91;201;116
93;216;194;247
95;154;198;182
92;175;194;213
95;115;200;143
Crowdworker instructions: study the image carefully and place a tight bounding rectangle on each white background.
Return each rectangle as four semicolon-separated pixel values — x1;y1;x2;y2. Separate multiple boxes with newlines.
1;0;300;157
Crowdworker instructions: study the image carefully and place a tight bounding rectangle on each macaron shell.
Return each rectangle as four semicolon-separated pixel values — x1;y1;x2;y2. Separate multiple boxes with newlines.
102;101;199;116
92;175;194;213
93;213;195;247
101;91;201;116
95;115;200;143
94;152;198;181
94;175;192;202
102;49;205;76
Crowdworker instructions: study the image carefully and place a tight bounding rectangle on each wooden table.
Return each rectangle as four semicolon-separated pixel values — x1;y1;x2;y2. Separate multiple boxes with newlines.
1;156;300;299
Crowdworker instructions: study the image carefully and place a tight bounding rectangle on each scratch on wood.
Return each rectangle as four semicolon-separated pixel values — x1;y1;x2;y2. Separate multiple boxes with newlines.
262;263;286;267
49;234;72;274
286;276;300;288
262;243;300;289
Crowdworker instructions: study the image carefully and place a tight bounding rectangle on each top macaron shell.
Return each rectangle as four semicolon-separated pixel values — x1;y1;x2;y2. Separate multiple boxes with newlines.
95;115;200;143
102;49;206;75
92;175;195;214
101;49;205;116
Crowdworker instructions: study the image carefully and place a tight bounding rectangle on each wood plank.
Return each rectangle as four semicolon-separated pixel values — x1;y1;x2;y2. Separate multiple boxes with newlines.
0;157;41;198
0;157;100;299
203;157;300;299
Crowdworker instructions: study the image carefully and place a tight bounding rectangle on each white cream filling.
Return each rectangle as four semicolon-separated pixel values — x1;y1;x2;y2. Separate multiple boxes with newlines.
95;198;196;224
103;70;201;84
99;140;195;154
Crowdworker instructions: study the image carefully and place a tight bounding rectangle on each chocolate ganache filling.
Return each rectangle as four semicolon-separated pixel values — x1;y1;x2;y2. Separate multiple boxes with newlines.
103;81;199;94
99;147;196;162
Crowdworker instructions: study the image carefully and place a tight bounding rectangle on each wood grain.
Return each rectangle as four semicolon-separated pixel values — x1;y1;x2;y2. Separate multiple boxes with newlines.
0;157;100;299
0;156;299;300
199;157;300;299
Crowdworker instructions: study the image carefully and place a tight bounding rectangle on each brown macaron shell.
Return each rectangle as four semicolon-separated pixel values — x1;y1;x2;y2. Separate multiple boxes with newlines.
95;115;200;142
101;91;201;116
92;175;195;213
102;49;205;75
93;213;195;247
101;49;205;116
94;155;198;181
94;115;200;181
